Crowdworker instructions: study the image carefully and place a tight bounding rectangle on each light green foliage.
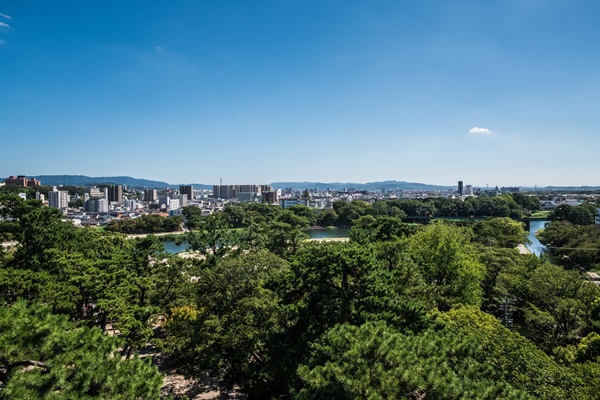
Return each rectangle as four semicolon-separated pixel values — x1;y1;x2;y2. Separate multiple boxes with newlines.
0;302;163;399
407;222;485;309
520;263;600;349
473;217;529;248
476;245;523;313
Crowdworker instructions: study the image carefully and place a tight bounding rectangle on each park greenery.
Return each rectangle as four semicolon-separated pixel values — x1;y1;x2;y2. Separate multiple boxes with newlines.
4;194;600;398
536;203;600;270
105;214;183;234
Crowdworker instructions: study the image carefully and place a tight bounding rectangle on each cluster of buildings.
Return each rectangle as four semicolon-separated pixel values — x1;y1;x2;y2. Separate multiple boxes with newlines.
45;184;207;227
457;180;520;198
3;175;41;187
212;184;278;204
10;175;599;229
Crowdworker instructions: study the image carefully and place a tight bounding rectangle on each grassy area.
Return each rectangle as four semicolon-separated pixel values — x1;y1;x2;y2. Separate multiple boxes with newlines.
529;211;551;219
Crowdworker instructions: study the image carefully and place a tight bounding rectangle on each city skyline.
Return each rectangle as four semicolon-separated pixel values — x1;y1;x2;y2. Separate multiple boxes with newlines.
2;1;600;187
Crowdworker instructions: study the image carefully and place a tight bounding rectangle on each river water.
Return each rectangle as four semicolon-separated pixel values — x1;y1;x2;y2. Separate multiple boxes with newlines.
163;223;548;255
163;241;190;254
305;228;349;239
525;220;549;256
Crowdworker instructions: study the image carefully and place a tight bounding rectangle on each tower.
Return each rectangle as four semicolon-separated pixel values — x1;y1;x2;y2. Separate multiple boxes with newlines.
108;185;123;203
179;185;194;201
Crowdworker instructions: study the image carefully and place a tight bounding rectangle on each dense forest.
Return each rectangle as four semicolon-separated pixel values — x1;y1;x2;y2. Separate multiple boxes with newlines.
2;195;600;399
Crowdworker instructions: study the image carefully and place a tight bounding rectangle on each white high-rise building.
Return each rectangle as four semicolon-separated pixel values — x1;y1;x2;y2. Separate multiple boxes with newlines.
168;198;180;210
48;186;69;209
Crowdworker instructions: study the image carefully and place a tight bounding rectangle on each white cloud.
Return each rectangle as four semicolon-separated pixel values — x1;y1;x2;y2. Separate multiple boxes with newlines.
0;22;9;28
0;13;11;20
469;127;494;135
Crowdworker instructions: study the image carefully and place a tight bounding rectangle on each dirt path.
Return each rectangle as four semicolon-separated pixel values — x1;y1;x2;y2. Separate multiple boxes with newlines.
137;335;246;399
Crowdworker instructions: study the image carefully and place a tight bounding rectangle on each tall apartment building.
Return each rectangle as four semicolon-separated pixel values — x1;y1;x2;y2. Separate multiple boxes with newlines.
89;187;104;199
35;191;45;202
179;194;188;206
263;191;278;204
458;181;464;196
212;185;238;199
179;185;194;201
108;185;123;203
144;189;158;202
260;185;274;193
239;184;259;193
213;184;273;199
28;177;41;186
3;176;41;186
48;186;69;209
85;198;108;213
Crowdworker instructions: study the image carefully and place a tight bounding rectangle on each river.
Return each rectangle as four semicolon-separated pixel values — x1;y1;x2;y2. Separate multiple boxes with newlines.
163;223;548;255
525;220;549;256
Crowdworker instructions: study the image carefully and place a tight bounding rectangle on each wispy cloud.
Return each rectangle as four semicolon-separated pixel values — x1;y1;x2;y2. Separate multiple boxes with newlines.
0;13;11;20
0;39;5;46
0;22;9;29
469;127;494;135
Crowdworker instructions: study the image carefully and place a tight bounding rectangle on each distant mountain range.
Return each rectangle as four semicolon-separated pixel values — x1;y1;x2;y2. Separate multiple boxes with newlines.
28;175;454;191
270;181;453;191
32;175;213;190
12;176;597;192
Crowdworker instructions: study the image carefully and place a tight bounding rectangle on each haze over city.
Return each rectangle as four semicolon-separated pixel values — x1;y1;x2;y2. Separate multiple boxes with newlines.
2;1;600;186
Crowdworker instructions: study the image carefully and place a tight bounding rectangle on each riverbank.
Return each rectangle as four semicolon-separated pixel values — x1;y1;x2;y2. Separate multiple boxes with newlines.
126;230;187;239
517;244;531;255
308;237;349;243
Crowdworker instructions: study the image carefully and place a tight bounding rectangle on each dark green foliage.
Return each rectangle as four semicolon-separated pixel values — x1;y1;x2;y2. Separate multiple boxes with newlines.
162;251;292;397
295;321;531;400
287;205;317;226
105;214;182;234
185;212;240;264
0;302;163;399
439;307;588;399
538;221;600;268
550;203;597;225
5;192;600;399
511;193;541;212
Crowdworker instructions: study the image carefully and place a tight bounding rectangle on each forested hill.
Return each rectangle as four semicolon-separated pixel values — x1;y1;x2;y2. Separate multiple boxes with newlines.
270;180;453;191
26;175;452;191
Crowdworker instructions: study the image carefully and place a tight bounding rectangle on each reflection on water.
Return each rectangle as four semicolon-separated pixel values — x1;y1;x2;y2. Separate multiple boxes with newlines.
526;220;549;256
163;241;190;254
305;228;349;239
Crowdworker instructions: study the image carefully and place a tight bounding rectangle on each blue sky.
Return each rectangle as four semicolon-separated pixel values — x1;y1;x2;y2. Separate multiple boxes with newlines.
1;0;599;186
